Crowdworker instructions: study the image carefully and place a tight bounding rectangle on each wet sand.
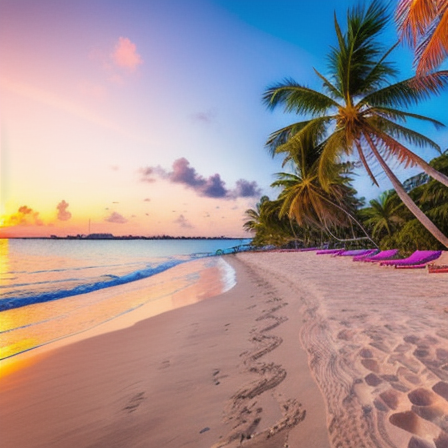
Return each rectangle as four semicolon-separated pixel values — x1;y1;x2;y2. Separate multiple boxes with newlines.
1;251;448;447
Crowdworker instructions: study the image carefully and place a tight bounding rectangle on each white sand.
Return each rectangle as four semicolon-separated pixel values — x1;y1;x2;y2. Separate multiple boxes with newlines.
1;251;448;448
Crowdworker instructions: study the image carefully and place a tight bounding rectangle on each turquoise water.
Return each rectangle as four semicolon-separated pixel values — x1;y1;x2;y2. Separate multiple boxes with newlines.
0;238;250;360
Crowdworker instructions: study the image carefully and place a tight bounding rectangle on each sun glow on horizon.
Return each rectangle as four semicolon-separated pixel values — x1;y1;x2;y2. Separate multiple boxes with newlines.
2;0;446;240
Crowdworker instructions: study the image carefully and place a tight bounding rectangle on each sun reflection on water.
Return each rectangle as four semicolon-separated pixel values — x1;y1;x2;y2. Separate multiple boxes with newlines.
0;257;234;365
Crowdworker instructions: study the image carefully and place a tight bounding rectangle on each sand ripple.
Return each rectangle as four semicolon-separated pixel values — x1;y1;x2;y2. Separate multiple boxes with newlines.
237;252;448;448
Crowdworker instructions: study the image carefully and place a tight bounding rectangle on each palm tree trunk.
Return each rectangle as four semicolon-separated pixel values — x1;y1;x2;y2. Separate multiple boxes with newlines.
413;153;448;188
365;134;448;248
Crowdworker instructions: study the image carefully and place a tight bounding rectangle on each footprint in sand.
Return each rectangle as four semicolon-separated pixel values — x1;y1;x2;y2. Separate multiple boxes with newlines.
360;334;448;448
159;359;171;369
316;318;448;448
213;369;229;385
122;392;146;413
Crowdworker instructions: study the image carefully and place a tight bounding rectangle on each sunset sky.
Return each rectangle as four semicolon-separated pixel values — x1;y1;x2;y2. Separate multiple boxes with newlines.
1;0;447;238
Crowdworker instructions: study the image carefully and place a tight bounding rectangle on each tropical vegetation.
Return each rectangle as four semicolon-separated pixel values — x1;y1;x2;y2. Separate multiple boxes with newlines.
396;0;448;74
244;1;448;253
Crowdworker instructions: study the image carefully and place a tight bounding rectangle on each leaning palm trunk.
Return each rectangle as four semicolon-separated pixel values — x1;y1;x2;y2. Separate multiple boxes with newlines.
365;134;448;247
264;1;448;248
412;154;448;187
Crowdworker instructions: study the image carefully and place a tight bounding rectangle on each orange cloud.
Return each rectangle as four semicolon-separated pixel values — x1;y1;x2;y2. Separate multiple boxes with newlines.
111;37;142;72
3;206;43;227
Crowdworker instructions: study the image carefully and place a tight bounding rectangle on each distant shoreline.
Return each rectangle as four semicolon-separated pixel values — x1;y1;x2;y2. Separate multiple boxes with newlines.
2;235;249;241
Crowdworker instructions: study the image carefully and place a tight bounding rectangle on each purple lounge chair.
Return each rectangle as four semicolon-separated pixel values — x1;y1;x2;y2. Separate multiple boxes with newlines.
316;249;345;255
379;250;442;267
351;249;379;261
427;251;448;274
336;249;377;257
357;249;399;263
395;263;428;270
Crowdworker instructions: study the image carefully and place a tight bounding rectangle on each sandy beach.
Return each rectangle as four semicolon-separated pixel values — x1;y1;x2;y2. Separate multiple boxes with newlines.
1;251;448;448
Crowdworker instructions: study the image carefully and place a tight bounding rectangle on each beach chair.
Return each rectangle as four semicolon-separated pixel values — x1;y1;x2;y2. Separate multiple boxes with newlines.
379;250;442;267
356;249;399;263
316;248;345;255
335;249;377;257
427;251;448;274
351;249;379;261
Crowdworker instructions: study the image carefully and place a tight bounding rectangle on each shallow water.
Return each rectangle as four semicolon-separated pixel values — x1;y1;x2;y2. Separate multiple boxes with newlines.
0;239;246;359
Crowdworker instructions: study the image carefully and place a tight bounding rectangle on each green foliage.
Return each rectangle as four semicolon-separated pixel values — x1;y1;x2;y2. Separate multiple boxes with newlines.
243;196;300;247
262;0;448;247
250;1;448;249
359;153;448;251
381;219;443;254
359;190;405;240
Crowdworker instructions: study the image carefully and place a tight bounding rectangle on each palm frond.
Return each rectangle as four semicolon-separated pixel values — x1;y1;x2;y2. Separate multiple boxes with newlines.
365;106;446;128
269;117;331;158
361;42;399;92
363;71;448;108
313;68;342;99
265;121;312;157
366;125;448;188
318;129;348;189
368;115;442;152
415;5;448;74
263;79;339;115
396;0;437;46
366;125;422;168
427;202;448;221
330;0;391;98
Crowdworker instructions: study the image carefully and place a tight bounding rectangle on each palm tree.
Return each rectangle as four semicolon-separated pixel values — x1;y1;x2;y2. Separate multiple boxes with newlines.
243;195;268;234
360;190;405;240
243;196;297;246
396;0;448;75
263;0;448;247
271;143;377;246
419;150;448;228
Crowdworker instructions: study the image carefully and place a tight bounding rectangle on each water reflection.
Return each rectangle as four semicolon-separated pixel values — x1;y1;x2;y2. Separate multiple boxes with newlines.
0;257;234;360
0;239;10;286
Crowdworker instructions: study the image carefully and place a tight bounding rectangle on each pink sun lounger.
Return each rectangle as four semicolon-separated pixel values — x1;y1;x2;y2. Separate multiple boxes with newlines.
379;250;442;267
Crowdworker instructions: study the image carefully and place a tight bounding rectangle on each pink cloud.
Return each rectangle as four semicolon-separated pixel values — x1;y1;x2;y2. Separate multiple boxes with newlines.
105;212;128;224
140;158;262;199
56;200;72;221
174;214;193;229
111;37;142;72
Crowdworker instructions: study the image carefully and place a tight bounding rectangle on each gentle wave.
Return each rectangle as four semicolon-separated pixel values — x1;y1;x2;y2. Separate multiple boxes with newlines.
0;256;237;360
0;243;248;312
0;258;193;311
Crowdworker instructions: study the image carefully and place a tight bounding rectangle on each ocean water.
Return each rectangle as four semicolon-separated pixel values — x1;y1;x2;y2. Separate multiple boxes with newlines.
0;238;250;360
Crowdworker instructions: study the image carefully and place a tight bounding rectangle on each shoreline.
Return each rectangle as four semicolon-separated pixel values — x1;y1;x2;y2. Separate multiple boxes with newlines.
0;256;235;363
2;251;448;447
0;253;329;448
